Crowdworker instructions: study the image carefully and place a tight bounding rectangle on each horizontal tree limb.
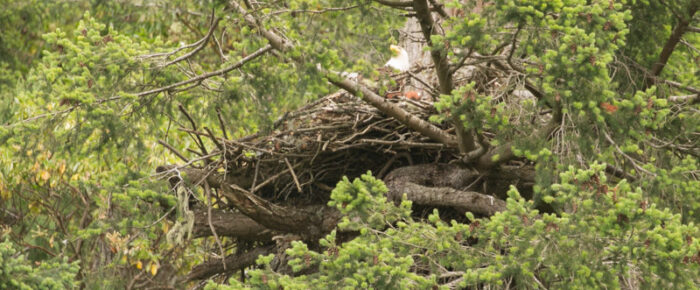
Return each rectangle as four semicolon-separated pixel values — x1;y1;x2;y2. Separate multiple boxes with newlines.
192;207;276;241
385;164;506;216
387;181;506;216
158;165;341;240
668;94;699;104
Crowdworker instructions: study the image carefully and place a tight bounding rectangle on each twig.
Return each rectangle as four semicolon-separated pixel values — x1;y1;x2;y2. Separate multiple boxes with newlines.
135;45;272;98
249;159;260;194
407;71;439;96
204;126;225;152
602;131;656;176
358;138;446;148
253;168;291;193
211;33;229;63
163;9;221;67
663;79;700;95
205;181;227;270
668;94;699;103
507;23;523;69
284;158;303;193
3;106;75;128
449;48;474;75
179;104;209;158
158;139;190;163
215;107;230;140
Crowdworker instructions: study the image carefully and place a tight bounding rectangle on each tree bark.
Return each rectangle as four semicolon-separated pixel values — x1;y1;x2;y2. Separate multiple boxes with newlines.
192;207;275;241
184;245;275;282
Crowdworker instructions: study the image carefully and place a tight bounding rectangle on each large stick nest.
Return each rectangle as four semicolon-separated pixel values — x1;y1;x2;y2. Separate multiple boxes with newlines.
198;91;458;204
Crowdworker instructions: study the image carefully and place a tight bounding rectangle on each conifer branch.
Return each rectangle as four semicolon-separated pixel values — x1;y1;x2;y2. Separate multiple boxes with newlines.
162;9;221;67
646;7;697;85
413;0;476;154
476;111;561;170
135;45;272;98
229;0;457;148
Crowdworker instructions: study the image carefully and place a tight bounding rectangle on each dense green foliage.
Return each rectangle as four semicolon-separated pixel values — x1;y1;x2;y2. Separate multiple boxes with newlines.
213;168;698;289
0;239;78;289
1;0;698;288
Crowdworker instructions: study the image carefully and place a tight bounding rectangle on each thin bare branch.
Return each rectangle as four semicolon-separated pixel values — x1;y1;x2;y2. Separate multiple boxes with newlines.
668;94;699;104
162;10;221;67
284;158;303;193
157;139;190;163
179;104;209;158
135;45;273;98
204;182;227;270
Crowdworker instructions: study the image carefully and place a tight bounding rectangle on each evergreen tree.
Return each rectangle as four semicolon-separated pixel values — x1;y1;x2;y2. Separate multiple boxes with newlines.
1;0;697;288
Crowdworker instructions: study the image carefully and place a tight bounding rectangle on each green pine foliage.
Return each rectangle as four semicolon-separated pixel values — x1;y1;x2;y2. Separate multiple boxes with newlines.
220;169;698;289
0;239;79;289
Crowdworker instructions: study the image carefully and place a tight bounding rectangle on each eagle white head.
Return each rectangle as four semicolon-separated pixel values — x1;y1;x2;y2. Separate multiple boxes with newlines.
385;45;410;72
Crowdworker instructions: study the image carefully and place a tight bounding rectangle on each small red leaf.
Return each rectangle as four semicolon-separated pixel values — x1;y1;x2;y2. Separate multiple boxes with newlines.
600;102;618;113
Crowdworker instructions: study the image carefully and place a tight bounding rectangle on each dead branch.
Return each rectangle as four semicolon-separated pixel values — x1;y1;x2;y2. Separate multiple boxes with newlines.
191;207;275;241
157;139;190;163
385;164;506;215
184;244;275;282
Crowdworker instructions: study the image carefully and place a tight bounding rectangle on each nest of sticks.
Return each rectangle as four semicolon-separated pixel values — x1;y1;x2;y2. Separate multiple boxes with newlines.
185;90;459;205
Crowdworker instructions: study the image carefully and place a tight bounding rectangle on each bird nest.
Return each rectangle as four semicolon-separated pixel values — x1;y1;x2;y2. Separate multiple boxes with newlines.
197;91;459;204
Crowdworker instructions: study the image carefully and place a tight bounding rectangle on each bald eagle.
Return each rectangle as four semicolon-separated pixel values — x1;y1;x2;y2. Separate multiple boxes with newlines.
385;45;410;72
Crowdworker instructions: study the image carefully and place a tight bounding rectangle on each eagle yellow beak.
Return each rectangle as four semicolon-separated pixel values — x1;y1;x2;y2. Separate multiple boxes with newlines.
390;45;401;56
